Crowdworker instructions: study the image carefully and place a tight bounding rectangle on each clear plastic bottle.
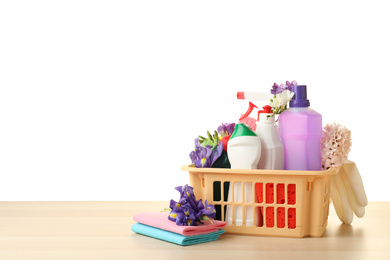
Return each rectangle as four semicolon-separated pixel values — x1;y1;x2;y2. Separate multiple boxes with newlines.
278;85;322;171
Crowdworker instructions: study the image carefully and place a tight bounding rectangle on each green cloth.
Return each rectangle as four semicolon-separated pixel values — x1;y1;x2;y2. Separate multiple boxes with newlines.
131;223;225;246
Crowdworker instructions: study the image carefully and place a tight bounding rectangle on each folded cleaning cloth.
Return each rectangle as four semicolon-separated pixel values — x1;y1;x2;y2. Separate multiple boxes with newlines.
133;212;227;236
131;223;225;246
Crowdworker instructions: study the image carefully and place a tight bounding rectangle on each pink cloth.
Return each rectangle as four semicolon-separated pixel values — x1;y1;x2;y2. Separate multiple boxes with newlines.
133;212;227;236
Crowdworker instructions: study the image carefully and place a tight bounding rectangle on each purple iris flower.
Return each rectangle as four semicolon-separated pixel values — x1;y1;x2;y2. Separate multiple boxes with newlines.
210;142;223;164
189;138;203;165
189;142;223;168
175;184;195;198
199;200;216;219
217;123;235;137
168;184;217;226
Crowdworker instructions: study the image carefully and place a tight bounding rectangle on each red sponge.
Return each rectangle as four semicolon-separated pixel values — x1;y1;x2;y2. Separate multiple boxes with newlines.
238;116;257;131
255;183;296;228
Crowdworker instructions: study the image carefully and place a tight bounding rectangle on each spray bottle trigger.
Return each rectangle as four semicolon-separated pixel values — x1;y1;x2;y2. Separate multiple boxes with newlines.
239;102;258;121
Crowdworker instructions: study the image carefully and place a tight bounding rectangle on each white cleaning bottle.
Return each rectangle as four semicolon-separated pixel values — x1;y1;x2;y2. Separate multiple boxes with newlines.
226;123;261;227
256;105;284;170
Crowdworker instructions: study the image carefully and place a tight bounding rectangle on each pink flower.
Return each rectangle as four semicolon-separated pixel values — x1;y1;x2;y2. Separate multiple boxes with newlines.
320;123;352;170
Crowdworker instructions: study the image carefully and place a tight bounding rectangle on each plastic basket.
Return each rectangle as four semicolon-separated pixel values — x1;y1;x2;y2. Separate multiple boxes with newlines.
181;165;339;238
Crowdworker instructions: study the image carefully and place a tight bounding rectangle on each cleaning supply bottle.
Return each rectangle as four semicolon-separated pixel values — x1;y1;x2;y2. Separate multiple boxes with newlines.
256;105;284;170
226;123;261;226
228;123;261;169
278;85;322;171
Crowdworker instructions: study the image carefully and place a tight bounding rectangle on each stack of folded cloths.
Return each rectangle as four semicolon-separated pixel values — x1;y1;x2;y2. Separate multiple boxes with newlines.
131;212;227;246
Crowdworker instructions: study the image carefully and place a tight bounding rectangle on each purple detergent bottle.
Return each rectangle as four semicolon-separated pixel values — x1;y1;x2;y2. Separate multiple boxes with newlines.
278;85;322;171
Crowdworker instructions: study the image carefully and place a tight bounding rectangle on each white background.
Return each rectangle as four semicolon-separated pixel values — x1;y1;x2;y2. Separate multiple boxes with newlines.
0;0;389;201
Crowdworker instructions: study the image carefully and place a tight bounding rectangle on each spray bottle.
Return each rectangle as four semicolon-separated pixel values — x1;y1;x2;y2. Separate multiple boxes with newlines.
256;105;284;170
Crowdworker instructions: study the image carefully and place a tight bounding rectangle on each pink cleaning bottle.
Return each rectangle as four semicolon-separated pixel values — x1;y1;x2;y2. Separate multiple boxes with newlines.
278;85;322;171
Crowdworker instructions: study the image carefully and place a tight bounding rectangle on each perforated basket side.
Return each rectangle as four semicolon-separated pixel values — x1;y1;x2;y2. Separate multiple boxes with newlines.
182;165;338;238
305;175;333;237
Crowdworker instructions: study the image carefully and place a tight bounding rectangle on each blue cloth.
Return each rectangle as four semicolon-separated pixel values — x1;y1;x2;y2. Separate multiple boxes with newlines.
131;223;225;246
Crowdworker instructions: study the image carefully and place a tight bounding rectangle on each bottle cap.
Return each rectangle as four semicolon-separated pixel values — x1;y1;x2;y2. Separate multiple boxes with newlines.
262;105;272;113
258;105;275;123
230;123;257;140
257;105;272;121
289;85;310;107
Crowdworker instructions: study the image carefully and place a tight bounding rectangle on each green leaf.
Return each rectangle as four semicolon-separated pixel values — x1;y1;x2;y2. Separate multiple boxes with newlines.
207;131;212;140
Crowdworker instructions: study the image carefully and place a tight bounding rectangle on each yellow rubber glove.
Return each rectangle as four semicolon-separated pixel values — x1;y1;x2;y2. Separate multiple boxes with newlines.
330;160;368;224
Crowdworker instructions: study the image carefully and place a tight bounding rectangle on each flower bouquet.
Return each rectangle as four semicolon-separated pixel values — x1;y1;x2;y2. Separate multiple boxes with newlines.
189;123;235;169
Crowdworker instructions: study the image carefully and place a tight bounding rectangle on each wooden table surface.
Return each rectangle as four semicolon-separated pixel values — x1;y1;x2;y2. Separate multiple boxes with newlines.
0;201;389;260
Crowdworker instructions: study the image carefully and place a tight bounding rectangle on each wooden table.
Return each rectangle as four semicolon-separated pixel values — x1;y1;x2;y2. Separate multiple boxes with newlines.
0;201;389;260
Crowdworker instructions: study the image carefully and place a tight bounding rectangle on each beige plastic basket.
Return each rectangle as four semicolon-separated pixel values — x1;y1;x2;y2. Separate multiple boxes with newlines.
181;165;339;238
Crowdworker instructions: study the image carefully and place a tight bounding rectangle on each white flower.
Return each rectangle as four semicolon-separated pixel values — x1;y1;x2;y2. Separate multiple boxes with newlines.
269;90;294;109
279;89;295;101
270;96;283;108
